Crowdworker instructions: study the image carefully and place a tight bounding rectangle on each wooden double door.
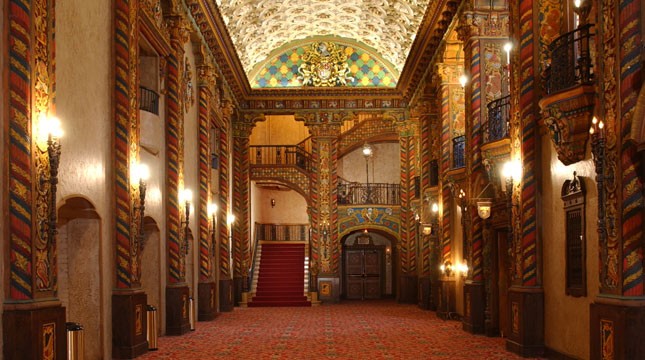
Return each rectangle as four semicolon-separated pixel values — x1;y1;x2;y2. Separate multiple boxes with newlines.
344;246;384;300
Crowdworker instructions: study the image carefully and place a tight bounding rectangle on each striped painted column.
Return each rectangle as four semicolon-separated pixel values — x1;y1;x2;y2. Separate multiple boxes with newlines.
398;120;418;275
166;22;188;284
197;68;214;282
113;0;141;289
218;101;233;280
232;121;255;279
419;107;432;277
7;0;36;300
618;0;643;296
438;64;452;263
517;0;539;287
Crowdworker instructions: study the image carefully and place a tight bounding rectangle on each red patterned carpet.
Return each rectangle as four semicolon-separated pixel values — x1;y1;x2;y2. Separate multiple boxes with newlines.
140;300;546;359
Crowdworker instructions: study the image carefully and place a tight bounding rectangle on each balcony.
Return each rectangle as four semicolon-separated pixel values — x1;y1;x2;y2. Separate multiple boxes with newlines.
484;95;510;144
139;86;160;115
338;181;400;205
539;24;595;165
250;145;312;172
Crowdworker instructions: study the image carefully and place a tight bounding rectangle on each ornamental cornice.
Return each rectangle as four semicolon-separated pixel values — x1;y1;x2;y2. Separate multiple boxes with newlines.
294;111;356;127
458;10;510;41
436;63;464;84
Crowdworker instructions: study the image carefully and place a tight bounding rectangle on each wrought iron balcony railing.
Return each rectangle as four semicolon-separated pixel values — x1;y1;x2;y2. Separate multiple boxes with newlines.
484;95;511;143
250;145;312;172
452;135;466;169
139;86;160;115
338;181;400;205
544;24;594;94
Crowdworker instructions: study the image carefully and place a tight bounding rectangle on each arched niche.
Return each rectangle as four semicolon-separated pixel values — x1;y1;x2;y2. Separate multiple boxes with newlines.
57;196;102;359
140;216;162;334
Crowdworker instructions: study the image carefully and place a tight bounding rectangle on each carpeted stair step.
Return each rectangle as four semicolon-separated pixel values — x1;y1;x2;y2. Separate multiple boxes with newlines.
249;242;311;307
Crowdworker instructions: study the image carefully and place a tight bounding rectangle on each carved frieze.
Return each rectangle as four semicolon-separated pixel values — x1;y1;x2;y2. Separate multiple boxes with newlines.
538;85;595;165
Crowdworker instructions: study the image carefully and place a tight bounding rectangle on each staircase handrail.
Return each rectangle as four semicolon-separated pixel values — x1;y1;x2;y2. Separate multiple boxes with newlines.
249;222;262;293
250;145;312;172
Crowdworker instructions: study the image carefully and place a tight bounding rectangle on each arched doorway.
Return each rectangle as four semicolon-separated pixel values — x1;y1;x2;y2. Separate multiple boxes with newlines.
57;196;102;359
140;216;161;334
341;229;396;300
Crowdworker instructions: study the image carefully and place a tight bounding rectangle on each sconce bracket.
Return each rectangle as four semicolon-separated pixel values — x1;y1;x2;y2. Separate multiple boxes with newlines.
538;84;595;165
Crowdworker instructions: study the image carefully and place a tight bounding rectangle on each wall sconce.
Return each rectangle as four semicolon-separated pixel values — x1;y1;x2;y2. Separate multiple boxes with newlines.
208;202;218;254
226;213;236;226
503;42;513;66
422;224;433;236
132;163;150;249
180;188;193;255
474;183;495;220
459;74;468;88
37;114;63;246
573;0;591;25
431;202;439;214
476;200;492;220
440;260;453;277
501;160;522;198
457;261;469;278
271;198;276;208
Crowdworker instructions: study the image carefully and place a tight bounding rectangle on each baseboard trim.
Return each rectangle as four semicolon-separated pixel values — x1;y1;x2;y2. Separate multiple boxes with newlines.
544;346;579;360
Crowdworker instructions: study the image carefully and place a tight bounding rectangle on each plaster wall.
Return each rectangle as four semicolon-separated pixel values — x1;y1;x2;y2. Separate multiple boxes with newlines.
140;104;167;332
541;135;598;359
58;218;102;359
141;228;161;334
55;0;112;356
252;186;309;225
183;41;200;308
249;115;309;145
338;142;400;184
452;198;465;314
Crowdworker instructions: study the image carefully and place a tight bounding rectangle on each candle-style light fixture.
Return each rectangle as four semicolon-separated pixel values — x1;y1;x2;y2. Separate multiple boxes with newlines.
459;74;468;88
362;143;373;203
180;188;193;254
132;163;150;249
440;260;453;277
38;114;64;246
589;116;607;257
207;202;218;254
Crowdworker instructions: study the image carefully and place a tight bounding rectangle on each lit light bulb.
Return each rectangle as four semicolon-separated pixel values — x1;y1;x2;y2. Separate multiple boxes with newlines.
459;74;468;88
208;203;218;217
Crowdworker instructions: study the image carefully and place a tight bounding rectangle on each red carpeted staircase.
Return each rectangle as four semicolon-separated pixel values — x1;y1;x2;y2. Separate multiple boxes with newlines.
249;243;311;307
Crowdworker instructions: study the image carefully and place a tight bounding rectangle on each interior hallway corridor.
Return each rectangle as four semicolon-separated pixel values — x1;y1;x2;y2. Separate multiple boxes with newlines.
140;301;545;359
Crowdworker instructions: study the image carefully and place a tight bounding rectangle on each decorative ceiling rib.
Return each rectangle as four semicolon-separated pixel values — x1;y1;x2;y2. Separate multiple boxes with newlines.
187;0;462;109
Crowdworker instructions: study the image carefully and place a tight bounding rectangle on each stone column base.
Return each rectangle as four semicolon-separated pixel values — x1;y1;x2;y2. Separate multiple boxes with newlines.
240;292;249;308
197;281;217;321
506;286;544;357
3;301;66;360
165;284;190;335
590;298;645;360
309;292;321;306
462;281;485;334
112;290;148;358
219;278;234;312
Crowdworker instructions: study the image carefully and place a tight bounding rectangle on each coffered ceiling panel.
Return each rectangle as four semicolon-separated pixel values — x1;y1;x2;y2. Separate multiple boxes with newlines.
215;0;430;79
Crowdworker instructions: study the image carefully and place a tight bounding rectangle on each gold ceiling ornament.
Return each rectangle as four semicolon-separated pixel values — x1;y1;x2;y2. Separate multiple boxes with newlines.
298;42;353;87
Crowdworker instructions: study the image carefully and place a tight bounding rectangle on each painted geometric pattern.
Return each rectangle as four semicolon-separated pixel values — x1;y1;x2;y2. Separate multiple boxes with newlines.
232;136;251;278
198;87;211;281
399;134;417;275
519;0;538;287
338;207;401;236
114;0;135;288
9;0;34;300
166;52;183;283
219;126;231;278
339;118;397;154
251;45;397;88
250;167;311;197
619;0;643;296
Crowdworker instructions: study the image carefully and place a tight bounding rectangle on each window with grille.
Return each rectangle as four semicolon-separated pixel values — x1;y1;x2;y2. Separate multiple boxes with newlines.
561;172;586;297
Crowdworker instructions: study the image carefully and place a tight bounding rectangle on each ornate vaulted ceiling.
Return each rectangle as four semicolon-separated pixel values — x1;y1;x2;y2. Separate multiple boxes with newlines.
215;0;430;81
189;0;459;103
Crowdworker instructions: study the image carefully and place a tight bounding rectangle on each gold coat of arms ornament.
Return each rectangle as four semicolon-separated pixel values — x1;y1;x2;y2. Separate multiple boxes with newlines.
298;42;354;87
